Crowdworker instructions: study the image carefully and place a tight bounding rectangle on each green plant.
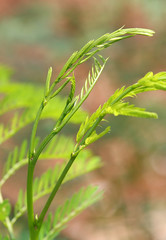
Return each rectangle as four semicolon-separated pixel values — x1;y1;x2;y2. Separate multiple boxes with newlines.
0;27;166;240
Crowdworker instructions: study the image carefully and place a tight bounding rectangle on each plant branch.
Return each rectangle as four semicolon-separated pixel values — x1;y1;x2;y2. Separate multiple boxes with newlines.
38;152;78;230
29;102;44;159
27;161;36;239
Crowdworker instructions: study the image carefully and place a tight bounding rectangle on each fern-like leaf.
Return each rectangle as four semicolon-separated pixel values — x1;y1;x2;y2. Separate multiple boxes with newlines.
11;150;101;224
0;135;78;187
0;140;28;187
78;56;108;103
76;71;166;151
39;185;103;240
104;72;166;117
55;28;154;82
61;56;107;129
119;72;166;99
104;102;158;119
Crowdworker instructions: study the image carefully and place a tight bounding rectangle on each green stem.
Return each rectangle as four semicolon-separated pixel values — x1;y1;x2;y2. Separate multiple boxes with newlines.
27;132;58;239
27;102;46;239
38;153;78;230
29;102;44;159
27;161;42;240
33;131;55;166
27;161;36;239
50;78;70;99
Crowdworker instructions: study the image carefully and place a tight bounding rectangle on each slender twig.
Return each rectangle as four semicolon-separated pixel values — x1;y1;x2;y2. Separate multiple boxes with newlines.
27;161;36;239
29;102;44;159
38;153;78;229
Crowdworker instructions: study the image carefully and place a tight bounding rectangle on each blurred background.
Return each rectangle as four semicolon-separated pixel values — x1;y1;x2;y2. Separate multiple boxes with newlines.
0;0;166;239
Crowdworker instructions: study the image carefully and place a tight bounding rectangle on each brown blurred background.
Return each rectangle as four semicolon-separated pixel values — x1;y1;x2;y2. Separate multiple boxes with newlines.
0;0;166;239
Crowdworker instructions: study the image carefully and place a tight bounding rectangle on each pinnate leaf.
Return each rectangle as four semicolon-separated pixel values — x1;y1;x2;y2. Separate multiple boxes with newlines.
39;185;103;240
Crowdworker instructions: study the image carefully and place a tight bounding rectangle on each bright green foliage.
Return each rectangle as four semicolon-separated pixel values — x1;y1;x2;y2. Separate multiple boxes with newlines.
0;27;165;240
76;71;166;151
39;185;103;240
85;126;111;146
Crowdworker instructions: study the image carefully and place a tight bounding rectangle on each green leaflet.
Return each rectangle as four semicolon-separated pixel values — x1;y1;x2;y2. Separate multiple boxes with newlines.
54;75;77;127
105;103;158;119
44;67;52;97
39;185;103;240
78;57;108;102
57;51;79;79
67;74;76;104
85;126;111;146
0;199;11;224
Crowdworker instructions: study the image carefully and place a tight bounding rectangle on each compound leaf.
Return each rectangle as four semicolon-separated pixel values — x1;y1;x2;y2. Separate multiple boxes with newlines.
39;185;103;240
